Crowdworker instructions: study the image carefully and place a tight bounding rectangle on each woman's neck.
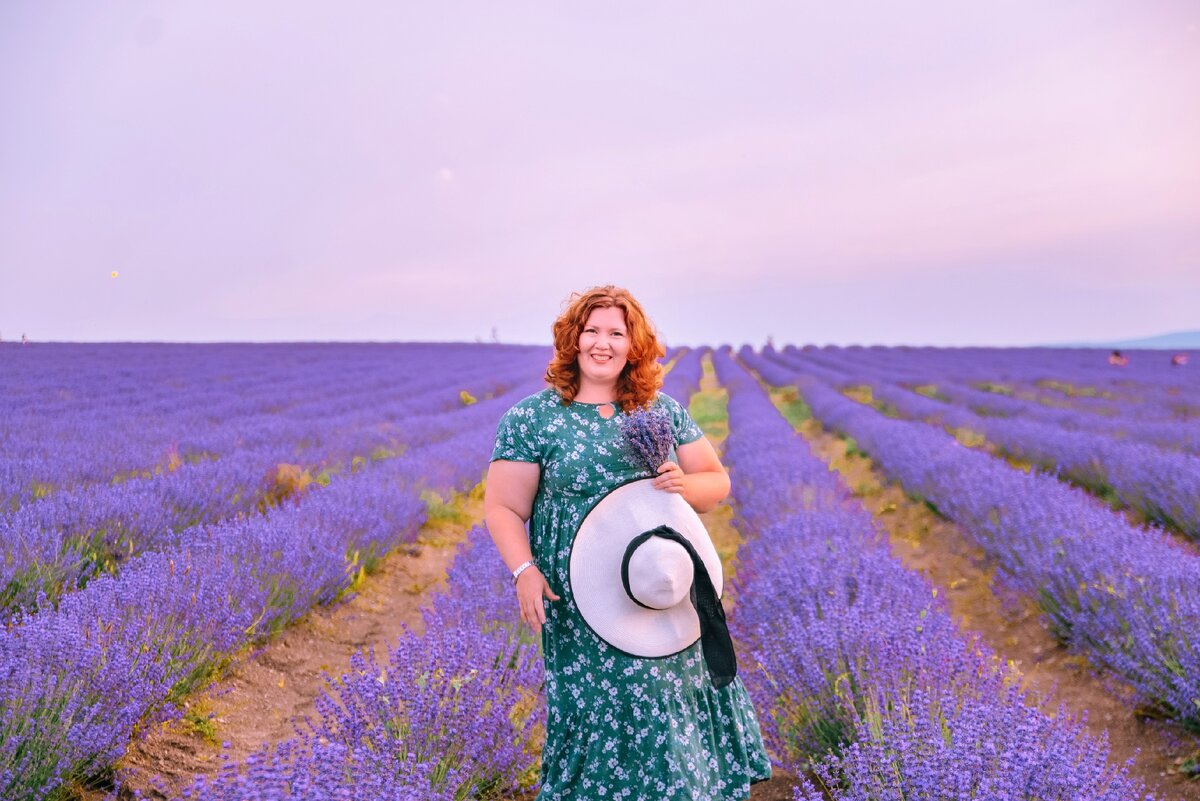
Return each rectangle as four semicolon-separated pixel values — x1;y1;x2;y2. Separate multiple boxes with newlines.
574;379;617;404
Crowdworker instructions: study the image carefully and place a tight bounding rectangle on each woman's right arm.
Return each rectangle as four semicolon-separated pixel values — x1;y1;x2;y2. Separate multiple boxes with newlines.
484;459;560;635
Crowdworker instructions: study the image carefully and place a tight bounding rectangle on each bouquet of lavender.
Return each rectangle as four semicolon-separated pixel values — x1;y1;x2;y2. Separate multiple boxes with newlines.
618;407;675;474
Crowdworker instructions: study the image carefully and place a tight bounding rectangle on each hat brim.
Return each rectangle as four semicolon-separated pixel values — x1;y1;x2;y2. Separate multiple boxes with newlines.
569;478;723;658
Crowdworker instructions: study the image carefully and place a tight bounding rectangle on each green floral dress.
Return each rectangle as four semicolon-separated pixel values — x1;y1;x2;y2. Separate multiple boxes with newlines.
491;388;772;801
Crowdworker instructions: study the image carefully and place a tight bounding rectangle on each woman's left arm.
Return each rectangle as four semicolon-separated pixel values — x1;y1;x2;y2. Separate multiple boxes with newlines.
652;436;731;514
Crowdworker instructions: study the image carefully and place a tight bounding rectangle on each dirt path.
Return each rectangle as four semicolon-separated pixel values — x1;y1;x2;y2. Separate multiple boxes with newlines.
112;491;481;800
789;411;1200;800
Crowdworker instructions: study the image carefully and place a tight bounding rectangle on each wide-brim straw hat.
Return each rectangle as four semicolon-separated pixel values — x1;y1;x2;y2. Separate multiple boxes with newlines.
569;478;735;686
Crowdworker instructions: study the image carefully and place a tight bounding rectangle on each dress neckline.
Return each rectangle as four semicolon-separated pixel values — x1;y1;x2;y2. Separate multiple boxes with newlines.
551;391;619;419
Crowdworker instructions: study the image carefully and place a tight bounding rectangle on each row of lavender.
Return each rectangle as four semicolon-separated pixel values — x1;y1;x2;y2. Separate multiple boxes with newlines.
0;343;540;509
789;344;1200;407
916;374;1200;456
177;525;545;801
770;347;1200;539
1;346;550;619
791;345;1200;451
713;348;1155;799
0;343;410;503
772;347;1195;541
0;362;548;801
740;347;1200;735
661;346;703;405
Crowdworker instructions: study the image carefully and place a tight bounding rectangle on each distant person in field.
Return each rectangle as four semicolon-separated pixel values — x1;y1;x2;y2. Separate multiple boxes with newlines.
484;285;770;800
1171;352;1188;366
1107;349;1128;367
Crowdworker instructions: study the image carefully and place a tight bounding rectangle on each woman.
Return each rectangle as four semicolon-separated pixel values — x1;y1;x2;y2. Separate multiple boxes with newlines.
484;285;772;800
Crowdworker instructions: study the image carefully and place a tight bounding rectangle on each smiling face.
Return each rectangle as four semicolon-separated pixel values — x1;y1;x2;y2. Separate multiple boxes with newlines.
576;305;630;392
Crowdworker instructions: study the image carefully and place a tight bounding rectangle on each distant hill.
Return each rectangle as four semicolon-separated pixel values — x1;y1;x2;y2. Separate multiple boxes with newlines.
1047;330;1200;350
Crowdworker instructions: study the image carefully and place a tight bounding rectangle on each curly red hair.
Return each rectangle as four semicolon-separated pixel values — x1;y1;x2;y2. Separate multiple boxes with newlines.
545;285;665;411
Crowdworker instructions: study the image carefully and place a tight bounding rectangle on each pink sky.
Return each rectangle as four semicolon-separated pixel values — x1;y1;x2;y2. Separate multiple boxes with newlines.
1;2;1197;346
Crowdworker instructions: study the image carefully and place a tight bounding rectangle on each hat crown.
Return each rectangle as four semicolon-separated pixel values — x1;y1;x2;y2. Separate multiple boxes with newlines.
626;537;694;610
569;478;723;659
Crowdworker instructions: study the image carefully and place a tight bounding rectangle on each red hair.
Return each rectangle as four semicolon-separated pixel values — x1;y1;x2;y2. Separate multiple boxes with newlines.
545;285;665;411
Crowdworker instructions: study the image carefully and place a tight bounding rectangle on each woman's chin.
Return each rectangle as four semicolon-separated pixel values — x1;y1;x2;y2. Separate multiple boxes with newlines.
579;363;624;382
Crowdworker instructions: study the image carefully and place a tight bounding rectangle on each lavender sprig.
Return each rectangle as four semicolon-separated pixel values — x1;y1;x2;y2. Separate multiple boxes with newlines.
618;406;675;474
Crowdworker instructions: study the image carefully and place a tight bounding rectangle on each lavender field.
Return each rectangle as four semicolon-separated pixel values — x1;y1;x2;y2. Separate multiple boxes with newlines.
1;342;1197;801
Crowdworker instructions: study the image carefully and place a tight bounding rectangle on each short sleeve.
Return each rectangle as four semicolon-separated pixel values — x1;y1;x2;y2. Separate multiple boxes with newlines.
490;402;543;463
659;393;704;447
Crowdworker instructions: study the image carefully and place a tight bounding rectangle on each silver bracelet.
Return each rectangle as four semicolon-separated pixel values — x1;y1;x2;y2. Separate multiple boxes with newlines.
511;559;537;584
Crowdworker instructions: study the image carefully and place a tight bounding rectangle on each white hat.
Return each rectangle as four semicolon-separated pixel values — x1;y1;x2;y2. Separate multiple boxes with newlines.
569;478;737;687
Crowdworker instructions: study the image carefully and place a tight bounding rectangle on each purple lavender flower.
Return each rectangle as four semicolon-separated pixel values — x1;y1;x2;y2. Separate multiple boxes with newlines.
618;406;675;474
661;348;704;406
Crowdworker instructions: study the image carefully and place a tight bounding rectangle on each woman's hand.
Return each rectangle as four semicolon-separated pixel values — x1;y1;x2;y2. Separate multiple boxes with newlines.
654;439;731;513
653;460;686;494
516;566;560;636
